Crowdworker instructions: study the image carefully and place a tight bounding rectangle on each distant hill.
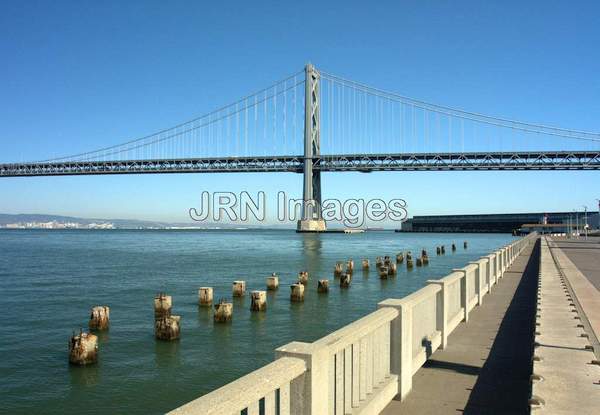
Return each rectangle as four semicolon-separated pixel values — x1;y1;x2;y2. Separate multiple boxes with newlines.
0;213;293;229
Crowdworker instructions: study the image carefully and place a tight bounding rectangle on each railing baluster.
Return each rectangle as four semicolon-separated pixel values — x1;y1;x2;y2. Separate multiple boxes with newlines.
279;383;290;415
335;351;344;414
344;346;352;413
351;341;360;408
264;391;276;415
329;354;335;414
359;337;367;401
366;335;373;395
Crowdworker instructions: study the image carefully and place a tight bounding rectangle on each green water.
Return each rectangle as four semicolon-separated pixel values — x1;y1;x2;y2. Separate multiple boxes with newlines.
0;229;515;414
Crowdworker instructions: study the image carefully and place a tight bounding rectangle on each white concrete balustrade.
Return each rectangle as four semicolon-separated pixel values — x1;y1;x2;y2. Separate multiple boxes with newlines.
169;234;536;415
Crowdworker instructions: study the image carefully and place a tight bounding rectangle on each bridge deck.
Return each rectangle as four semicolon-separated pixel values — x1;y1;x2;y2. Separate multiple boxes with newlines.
1;151;599;177
382;239;538;414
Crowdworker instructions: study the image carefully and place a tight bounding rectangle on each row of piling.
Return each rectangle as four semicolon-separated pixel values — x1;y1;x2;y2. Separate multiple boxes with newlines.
69;241;469;364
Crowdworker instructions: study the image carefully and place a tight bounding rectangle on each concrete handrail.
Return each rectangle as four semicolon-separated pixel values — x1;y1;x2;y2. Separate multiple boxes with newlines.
168;356;307;415
169;233;537;414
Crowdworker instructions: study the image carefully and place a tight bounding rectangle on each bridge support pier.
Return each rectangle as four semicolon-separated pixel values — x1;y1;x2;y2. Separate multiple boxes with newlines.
297;63;327;233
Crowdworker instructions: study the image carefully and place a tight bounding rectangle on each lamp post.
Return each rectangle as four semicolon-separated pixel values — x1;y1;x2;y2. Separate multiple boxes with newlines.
582;205;588;240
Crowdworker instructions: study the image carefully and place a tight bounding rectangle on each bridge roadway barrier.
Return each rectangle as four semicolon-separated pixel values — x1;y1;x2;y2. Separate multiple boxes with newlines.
530;237;600;413
167;234;536;415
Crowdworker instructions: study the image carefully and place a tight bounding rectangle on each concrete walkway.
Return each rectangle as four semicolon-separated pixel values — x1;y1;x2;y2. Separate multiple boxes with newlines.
382;240;538;415
550;238;600;290
548;237;600;356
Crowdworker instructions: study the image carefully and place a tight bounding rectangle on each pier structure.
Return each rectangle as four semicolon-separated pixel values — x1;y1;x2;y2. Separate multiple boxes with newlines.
167;234;541;414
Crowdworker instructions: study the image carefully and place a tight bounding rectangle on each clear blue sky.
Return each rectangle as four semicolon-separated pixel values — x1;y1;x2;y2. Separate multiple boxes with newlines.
1;1;599;223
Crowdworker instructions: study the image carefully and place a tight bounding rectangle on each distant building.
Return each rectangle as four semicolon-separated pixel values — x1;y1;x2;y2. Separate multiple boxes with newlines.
399;211;599;234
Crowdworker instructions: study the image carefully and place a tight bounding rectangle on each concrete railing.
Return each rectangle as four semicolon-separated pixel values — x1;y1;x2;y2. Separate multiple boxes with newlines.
169;233;536;415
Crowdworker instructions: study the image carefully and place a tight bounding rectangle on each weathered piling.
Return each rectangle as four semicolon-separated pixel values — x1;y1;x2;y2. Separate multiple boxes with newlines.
232;281;246;297
340;273;352;288
436;246;441;255
290;283;305;302
396;253;404;264
250;291;267;311
361;259;370;269
406;252;414;269
452;243;456;252
318;279;329;293
376;256;383;269
334;262;344;278
347;260;354;274
298;271;309;285
266;273;279;290
464;241;468;249
422;254;430;265
214;300;233;323
384;256;391;266
379;266;389;279
154;294;172;320
388;262;397;275
89;306;110;330
69;330;98;365
155;315;181;341
198;287;213;307
416;258;423;267
441;245;446;254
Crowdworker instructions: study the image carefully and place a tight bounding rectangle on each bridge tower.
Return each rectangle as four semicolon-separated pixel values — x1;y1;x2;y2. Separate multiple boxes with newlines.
297;63;327;232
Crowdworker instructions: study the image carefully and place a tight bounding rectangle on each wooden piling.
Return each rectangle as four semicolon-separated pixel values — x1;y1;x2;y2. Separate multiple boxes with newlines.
290;283;305;302
266;273;279;290
298;271;309;285
436;246;441;255
441;245;446;254
198;287;213;307
452;243;456;251
214;300;233;323
340;272;352;288
232;281;246;297
396;253;404;263
69;330;98;365
379;266;389;279
250;291;267;311
89;306;110;330
362;259;370;269
347;260;354;274
318;279;329;293
155;315;181;341
154;294;172;320
416;258;423;267
334;262;344;278
388;262;397;275
406;252;414;269
464;241;468;249
376;256;383;269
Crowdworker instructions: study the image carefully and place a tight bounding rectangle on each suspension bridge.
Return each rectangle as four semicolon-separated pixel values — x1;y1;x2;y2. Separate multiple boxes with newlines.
1;64;599;230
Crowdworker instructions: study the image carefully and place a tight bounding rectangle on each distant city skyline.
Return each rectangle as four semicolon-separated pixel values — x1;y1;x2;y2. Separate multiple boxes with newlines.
1;1;599;223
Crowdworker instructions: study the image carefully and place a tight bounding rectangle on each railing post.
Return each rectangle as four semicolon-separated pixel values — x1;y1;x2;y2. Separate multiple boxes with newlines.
275;342;329;415
378;299;413;400
469;261;483;305
425;280;448;349
452;269;469;323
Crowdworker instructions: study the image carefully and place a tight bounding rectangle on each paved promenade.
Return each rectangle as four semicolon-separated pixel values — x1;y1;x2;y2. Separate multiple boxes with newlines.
548;237;600;355
550;238;600;290
382;240;538;414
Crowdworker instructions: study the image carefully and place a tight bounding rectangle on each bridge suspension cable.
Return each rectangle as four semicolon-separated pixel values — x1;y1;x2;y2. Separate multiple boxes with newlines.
39;70;306;163
24;64;600;164
319;70;600;156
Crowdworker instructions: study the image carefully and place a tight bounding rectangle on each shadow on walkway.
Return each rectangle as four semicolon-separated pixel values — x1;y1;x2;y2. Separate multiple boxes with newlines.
463;239;540;415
